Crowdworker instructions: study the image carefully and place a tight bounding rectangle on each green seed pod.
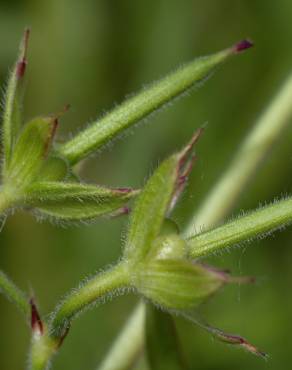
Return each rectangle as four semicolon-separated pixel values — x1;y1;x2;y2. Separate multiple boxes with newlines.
133;259;226;311
146;219;187;261
36;156;69;182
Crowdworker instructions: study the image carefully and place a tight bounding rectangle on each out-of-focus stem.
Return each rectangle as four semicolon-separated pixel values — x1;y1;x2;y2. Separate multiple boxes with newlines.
0;270;29;317
98;303;145;370
185;72;292;235
50;262;129;337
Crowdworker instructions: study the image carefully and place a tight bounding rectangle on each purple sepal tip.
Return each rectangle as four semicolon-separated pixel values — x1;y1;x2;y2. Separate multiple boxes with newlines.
233;39;254;53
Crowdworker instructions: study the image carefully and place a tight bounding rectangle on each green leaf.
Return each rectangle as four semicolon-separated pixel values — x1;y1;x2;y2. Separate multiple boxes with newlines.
59;41;253;165
146;304;186;370
134;260;225;311
2;29;30;170
124;130;202;263
25;181;138;221
4;116;57;189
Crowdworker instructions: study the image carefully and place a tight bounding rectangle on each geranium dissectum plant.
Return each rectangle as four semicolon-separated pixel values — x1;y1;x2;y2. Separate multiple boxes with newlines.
2;30;292;370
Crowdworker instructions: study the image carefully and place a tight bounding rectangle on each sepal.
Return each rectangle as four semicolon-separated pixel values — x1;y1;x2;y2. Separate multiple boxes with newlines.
5;116;59;188
25;181;138;221
183;312;267;359
2;29;30;169
124;130;202;263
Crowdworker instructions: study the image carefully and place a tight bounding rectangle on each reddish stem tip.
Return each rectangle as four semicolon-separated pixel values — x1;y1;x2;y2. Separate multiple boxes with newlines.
23;28;31;55
121;206;130;215
16;60;27;79
30;298;44;335
233;39;254;53
53;104;71;120
116;187;132;193
16;28;31;79
63;103;71;113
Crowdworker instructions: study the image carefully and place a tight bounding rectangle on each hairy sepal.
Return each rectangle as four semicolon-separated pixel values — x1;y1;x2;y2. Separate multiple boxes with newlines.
124;155;179;263
4;116;58;189
2;29;30;171
183;313;267;359
25;181;138;221
124;130;202;264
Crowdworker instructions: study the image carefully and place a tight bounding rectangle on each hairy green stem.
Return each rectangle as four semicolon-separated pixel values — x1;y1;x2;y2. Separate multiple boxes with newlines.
50;262;130;337
187;197;292;258
0;270;29;317
98;302;145;370
28;263;130;370
59;48;234;165
29;334;57;370
185;72;292;235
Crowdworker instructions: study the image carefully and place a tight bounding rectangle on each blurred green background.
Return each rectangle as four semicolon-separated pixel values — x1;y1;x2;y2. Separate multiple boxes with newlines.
1;1;292;369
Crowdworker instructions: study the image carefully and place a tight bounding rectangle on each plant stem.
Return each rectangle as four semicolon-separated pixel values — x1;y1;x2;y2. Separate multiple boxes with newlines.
98;302;145;370
0;270;29;317
187;196;292;258
50;262;130;337
184;72;292;235
29;334;57;370
29;263;130;370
